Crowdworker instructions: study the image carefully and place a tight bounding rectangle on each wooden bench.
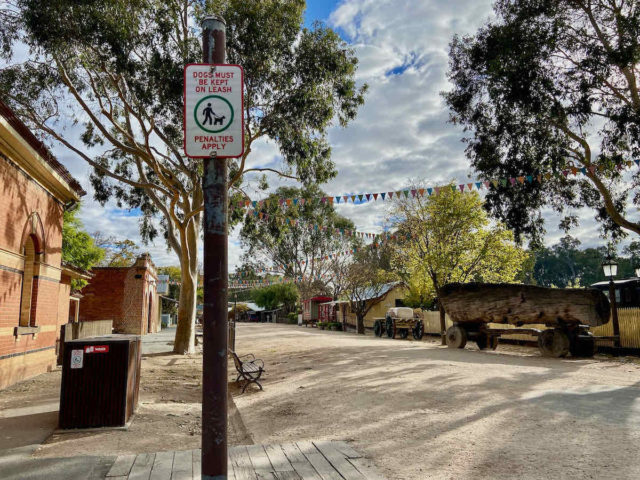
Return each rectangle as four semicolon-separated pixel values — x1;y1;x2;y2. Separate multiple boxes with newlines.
230;351;264;393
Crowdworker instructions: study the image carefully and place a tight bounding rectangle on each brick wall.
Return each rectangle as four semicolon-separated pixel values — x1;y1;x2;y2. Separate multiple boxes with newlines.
79;269;127;327
0;270;21;327
79;256;160;335
0;147;68;390
0;154;63;266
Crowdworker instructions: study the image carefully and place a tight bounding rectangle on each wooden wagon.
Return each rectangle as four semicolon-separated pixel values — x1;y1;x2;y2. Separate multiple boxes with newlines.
439;282;613;358
373;307;424;340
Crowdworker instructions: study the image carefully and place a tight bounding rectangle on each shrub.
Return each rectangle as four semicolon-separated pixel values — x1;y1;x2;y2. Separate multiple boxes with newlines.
328;322;343;331
287;312;298;324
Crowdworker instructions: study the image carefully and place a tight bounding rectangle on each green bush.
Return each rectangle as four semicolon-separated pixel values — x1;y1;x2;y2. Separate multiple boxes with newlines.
317;322;327;329
328;322;342;331
287;312;298;324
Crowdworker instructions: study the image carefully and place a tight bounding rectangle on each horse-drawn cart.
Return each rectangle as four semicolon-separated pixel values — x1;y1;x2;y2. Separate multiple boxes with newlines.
373;307;424;340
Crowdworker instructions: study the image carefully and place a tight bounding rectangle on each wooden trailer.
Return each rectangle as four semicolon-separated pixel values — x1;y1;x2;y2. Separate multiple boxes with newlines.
373;307;424;340
439;282;613;358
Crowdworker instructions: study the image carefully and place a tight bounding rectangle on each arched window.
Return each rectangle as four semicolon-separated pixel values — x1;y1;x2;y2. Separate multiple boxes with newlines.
20;235;38;327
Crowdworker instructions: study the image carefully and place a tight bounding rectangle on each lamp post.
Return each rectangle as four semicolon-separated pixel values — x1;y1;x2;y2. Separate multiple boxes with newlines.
602;255;621;348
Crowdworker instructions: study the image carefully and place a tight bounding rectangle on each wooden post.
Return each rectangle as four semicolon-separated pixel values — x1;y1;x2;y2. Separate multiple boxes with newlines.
609;279;621;349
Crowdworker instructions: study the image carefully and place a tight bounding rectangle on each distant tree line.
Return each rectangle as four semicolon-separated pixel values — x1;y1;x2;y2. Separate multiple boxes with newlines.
530;237;640;288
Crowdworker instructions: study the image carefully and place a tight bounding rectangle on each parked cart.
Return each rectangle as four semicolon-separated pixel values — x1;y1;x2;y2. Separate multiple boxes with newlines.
373;307;424;340
439;282;614;358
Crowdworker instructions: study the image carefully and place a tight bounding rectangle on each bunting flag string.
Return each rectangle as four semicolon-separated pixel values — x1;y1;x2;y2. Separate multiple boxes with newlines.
245;209;383;241
236;160;640;210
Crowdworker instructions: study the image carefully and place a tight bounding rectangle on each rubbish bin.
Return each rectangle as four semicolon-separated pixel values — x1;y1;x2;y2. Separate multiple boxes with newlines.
59;335;141;429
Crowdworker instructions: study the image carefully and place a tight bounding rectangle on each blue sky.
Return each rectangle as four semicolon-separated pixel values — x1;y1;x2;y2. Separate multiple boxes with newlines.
11;0;633;270
304;1;340;27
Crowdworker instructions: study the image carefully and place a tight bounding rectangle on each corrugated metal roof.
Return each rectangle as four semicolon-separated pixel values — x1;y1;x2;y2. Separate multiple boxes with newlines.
354;281;404;301
591;278;640;287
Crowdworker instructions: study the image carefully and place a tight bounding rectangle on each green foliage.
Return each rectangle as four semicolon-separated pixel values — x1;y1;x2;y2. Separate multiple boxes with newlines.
252;283;298;311
327;322;342;331
344;246;399;329
445;0;640;244
390;185;529;303
240;185;359;299
531;236;636;288
91;233;141;267
62;204;105;289
287;312;298;324
1;0;366;352
107;240;140;267
158;265;181;315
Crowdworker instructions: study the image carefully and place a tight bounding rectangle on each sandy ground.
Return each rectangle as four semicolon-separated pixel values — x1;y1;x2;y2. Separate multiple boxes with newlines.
233;323;640;480
0;330;251;459
4;323;640;479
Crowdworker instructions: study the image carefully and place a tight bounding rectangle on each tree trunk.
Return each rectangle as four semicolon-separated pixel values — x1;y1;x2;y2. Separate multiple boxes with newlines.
357;313;365;335
438;282;610;328
173;263;197;354
439;302;447;345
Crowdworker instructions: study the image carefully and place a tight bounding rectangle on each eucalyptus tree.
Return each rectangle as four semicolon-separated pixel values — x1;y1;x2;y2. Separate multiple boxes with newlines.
0;0;366;352
446;0;640;246
240;185;360;300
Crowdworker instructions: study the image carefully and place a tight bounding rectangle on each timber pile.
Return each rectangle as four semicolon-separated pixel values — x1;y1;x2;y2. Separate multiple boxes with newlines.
440;282;610;328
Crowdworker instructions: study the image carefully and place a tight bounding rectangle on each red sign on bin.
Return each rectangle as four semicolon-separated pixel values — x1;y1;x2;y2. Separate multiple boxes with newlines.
85;345;109;354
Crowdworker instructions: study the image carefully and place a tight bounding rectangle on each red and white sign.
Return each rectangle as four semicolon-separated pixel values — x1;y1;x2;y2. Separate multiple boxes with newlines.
85;345;109;354
183;64;244;159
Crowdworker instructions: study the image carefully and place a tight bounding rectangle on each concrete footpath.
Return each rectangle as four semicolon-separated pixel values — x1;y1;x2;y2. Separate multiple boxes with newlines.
0;328;178;480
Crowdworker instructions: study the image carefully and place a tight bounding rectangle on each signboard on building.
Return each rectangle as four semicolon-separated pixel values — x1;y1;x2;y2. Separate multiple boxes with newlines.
157;274;170;295
183;64;244;158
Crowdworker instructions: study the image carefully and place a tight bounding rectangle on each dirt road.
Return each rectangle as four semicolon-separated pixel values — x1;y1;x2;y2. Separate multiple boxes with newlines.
234;323;640;480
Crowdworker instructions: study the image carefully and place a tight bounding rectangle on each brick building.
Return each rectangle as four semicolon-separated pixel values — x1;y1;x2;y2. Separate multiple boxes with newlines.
79;254;160;335
0;100;87;390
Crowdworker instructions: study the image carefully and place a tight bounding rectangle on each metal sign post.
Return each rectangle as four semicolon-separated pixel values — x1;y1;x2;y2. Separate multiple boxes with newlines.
184;15;244;479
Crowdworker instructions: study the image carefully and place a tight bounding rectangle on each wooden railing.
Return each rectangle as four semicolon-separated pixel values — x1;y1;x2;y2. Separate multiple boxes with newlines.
57;320;113;365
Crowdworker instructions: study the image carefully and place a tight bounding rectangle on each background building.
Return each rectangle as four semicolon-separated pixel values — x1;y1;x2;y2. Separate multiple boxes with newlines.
79;254;160;335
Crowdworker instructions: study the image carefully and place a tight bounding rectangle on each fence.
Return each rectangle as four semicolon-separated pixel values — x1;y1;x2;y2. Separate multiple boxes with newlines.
591;307;640;349
423;307;640;350
57;320;113;365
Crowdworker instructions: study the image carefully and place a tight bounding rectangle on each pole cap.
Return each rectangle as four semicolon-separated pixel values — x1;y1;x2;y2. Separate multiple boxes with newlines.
202;15;226;28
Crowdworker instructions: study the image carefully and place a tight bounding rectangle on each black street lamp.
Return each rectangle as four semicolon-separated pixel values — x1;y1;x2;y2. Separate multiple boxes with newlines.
602;255;621;348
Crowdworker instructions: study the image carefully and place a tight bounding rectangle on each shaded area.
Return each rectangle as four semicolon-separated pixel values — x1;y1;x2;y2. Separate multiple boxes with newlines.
233;323;640;480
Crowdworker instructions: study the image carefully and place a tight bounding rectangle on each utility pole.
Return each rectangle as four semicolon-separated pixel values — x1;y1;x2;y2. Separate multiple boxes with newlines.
201;15;228;480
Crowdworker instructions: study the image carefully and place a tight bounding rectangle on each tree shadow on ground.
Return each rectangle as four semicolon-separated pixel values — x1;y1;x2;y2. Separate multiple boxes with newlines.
233;323;640;480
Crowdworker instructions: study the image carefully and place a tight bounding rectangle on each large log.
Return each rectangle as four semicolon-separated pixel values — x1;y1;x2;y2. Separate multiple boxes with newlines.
439;283;610;328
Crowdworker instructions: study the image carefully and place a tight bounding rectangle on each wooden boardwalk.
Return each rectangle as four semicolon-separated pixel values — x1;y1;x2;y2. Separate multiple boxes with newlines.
105;440;386;480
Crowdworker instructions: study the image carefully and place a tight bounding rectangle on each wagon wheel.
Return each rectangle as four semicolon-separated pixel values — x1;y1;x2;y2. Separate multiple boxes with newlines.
569;335;596;358
373;320;383;337
446;325;467;349
412;320;424;340
475;333;489;350
538;329;570;358
398;329;409;339
385;317;395;338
